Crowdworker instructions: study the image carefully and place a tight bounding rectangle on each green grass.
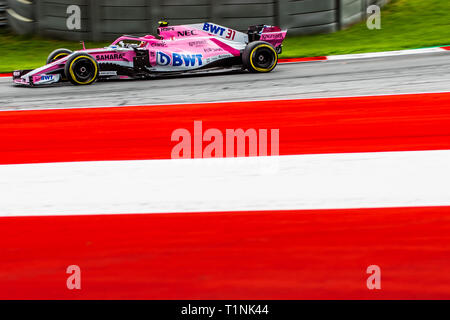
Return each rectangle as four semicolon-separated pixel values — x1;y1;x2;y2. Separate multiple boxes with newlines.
0;30;109;73
0;0;449;72
282;0;450;57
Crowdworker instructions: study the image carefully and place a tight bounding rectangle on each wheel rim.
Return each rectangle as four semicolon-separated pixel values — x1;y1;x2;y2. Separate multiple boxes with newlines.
72;58;95;82
252;47;275;69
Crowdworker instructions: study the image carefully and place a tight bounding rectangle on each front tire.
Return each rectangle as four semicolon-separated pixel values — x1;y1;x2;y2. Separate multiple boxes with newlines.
46;48;72;64
64;53;99;85
242;41;278;73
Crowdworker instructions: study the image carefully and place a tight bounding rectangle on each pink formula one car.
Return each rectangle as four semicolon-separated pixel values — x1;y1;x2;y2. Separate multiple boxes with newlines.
13;22;287;86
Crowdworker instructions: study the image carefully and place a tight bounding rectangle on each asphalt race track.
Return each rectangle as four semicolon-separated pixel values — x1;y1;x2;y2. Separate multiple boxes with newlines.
1;51;450;110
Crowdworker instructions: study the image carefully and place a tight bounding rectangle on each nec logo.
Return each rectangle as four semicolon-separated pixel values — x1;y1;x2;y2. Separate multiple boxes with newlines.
203;23;226;36
177;30;197;37
157;52;203;67
40;75;54;81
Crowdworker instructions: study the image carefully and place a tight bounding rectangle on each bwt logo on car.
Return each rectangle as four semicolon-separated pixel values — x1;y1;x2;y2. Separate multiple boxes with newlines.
40;75;54;81
203;23;226;36
157;52;203;67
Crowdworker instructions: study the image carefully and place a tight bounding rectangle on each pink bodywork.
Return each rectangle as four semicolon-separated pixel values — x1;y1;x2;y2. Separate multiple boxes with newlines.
14;22;287;85
259;26;287;49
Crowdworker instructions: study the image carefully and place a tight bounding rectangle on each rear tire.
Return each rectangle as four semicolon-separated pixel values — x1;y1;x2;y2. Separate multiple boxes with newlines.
242;41;278;73
46;48;72;64
64;53;99;85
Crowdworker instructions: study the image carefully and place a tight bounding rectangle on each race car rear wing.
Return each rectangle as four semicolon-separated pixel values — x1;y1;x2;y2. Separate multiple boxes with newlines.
248;25;287;52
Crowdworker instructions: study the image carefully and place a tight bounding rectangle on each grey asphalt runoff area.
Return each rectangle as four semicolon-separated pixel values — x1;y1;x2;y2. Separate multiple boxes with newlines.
0;51;449;111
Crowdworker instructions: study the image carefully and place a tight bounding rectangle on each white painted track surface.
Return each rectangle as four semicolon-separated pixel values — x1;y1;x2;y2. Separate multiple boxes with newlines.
1;150;449;216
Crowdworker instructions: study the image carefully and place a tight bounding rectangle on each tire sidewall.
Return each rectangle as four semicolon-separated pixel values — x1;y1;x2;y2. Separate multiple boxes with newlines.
46;48;72;65
242;41;278;73
64;53;99;85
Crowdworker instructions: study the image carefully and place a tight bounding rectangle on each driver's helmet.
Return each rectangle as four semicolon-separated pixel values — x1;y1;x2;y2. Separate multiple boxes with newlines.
159;20;169;27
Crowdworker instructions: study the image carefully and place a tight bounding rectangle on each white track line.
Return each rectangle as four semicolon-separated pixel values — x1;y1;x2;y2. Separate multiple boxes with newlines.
278;47;449;64
326;47;448;61
0;150;449;217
